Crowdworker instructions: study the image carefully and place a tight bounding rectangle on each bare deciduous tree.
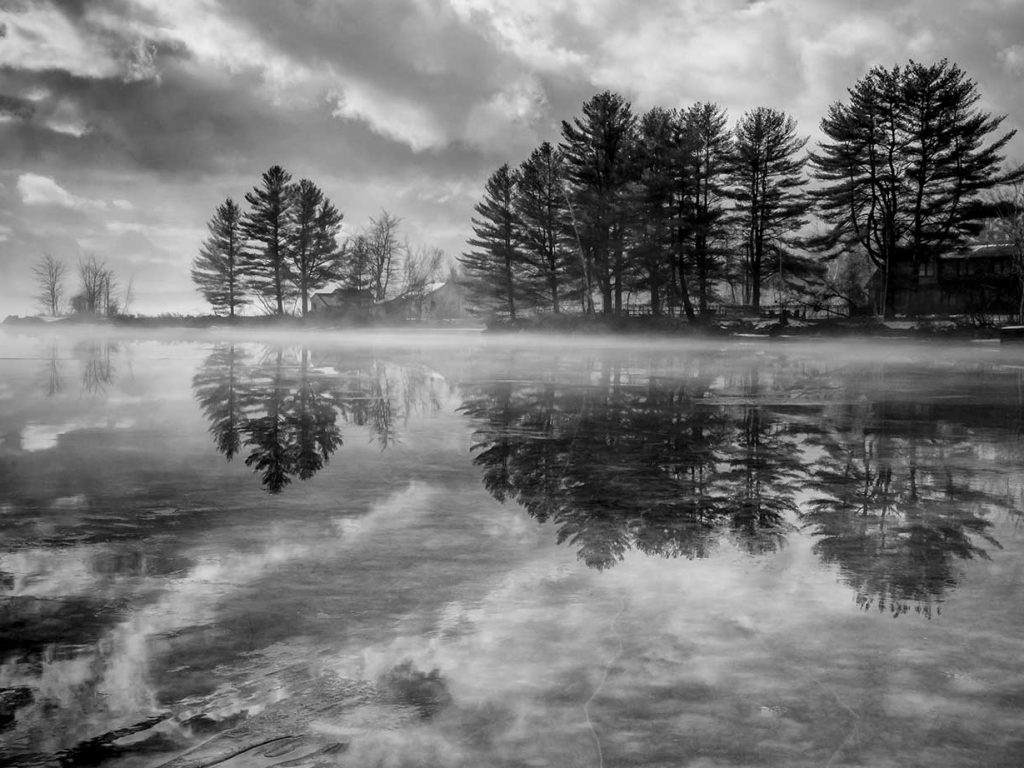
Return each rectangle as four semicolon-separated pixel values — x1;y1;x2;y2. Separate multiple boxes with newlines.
401;244;446;295
72;255;119;316
987;180;1024;322
32;253;67;316
366;210;404;301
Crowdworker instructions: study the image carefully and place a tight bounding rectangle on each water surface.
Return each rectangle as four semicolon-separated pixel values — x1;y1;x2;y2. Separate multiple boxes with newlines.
1;330;1022;767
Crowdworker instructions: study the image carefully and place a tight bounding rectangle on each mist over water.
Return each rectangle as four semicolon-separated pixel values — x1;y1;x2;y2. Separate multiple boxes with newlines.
1;328;1023;767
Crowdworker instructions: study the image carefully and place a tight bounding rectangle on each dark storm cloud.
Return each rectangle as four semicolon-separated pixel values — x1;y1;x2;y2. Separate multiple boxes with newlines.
0;93;34;120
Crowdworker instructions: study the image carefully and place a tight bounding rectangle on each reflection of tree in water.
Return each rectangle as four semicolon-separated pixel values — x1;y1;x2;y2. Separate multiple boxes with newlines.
462;364;799;569
463;360;1020;615
193;345;247;459
193;346;444;492
804;403;1015;618
76;341;117;395
40;343;64;398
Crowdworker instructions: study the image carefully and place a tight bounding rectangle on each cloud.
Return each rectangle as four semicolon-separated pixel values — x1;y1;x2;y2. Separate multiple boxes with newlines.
0;94;35;121
2;0;1024;317
329;84;448;152
17;173;106;210
0;2;119;78
999;45;1024;75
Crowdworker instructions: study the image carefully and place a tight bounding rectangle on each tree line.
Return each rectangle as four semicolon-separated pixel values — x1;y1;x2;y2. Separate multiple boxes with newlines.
461;59;1020;320
31;253;133;318
192;166;448;318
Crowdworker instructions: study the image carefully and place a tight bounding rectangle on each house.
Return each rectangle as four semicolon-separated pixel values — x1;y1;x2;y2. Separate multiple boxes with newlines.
872;241;1020;317
309;287;375;320
374;281;467;322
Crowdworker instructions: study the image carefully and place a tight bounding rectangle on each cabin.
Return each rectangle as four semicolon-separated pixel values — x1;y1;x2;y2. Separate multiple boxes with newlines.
873;241;1020;317
374;281;467;322
309;287;375;320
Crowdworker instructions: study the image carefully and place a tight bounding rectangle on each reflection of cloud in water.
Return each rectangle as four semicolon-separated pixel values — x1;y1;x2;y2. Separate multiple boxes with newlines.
0;481;443;758
334;529;1024;767
332;481;435;542
15;418;137;453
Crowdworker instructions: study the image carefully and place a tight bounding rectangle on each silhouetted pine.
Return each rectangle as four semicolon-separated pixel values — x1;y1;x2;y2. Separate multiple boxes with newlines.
560;91;638;314
680;102;732;316
460;164;526;320
516;142;573;313
341;234;374;292
243;165;295;315
630;107;678;315
192;198;247;317
289;179;344;317
810;59;1018;317
727;107;812;309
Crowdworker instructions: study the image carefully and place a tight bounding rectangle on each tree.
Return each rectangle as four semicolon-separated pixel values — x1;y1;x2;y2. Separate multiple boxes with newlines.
401;244;446;295
289;179;344;316
728;107;811;309
560;91;638;315
32;253;66;316
516;142;572;313
192;197;247;318
365;210;403;302
72;255;117;316
341;233;374;292
810;59;1018;317
460;164;524;319
243;165;295;315
631;107;678;315
986;180;1024;321
681;102;732;316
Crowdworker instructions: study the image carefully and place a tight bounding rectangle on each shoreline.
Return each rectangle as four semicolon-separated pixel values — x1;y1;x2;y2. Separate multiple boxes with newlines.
1;312;1010;342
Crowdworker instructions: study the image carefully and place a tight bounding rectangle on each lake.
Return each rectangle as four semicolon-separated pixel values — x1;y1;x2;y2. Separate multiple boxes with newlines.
1;329;1022;767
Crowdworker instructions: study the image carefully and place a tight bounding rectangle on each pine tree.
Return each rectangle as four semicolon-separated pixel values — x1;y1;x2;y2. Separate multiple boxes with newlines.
288;179;344;317
560;91;638;315
243;165;295;315
681;102;732;316
728;107;811;309
460;164;525;320
516;142;572;313
631;107;678;315
192;198;247;317
809;59;1018;317
341;234;373;292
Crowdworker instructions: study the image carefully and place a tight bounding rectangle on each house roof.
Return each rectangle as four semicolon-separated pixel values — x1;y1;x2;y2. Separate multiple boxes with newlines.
940;241;1017;260
311;287;374;307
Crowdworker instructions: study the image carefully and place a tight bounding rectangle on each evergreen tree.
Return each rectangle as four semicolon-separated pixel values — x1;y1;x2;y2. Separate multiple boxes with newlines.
681;102;732;316
809;59;1017;317
460;164;525;320
560;91;638;315
728;107;811;309
631;107;678;315
516;142;572;313
288;179;344;317
342;233;374;292
192;198;247;317
243;165;295;315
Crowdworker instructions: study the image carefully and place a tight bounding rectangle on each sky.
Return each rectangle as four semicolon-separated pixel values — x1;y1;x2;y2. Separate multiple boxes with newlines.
2;0;1024;316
